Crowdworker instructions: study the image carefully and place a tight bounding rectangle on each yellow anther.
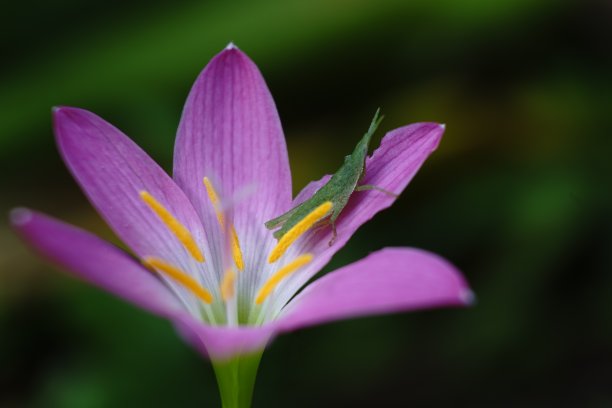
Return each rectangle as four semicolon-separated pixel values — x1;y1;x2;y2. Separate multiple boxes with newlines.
140;191;204;262
220;269;237;301
256;253;314;304
202;177;244;270
230;226;244;271
203;177;224;226
143;257;213;304
268;202;333;263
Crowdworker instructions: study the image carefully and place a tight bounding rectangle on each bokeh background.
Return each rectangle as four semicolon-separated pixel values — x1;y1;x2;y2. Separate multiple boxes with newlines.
1;0;611;406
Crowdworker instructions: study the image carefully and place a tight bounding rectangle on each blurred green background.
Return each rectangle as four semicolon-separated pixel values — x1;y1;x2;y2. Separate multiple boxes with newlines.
1;0;611;406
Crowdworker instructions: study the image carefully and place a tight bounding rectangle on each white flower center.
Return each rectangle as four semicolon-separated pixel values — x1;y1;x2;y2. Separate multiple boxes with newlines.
137;178;330;327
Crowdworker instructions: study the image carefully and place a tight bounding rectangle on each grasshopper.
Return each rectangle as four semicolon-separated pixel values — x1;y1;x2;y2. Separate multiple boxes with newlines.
265;109;397;246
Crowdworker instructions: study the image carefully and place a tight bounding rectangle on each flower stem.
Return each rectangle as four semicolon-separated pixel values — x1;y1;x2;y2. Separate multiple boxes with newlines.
212;351;263;408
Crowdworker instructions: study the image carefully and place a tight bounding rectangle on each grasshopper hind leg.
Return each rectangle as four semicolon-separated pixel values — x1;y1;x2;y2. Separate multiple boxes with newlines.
328;222;337;246
305;217;337;246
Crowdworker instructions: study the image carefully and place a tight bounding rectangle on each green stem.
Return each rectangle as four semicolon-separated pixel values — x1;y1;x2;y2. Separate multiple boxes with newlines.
212;351;264;408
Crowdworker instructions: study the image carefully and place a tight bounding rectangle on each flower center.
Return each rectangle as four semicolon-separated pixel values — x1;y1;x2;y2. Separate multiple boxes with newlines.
138;182;328;325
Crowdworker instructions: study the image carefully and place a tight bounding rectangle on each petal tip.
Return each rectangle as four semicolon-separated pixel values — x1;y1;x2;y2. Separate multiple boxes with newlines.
459;288;476;306
10;207;33;227
51;105;77;115
52;106;68;119
52;105;82;121
215;43;250;64
439;123;446;130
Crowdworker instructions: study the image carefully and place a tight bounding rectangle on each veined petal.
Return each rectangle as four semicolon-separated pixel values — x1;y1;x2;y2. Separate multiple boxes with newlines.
11;209;184;317
53;107;213;282
278;247;472;331
335;123;445;243
175;247;470;360
11;208;274;360
273;123;445;307
174;46;292;229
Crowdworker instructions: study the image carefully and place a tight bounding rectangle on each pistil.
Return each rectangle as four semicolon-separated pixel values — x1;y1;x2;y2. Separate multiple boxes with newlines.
221;269;237;301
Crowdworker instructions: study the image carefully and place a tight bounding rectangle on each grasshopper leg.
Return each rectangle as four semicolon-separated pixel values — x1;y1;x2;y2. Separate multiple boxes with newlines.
328;222;337;246
312;218;330;231
312;217;337;246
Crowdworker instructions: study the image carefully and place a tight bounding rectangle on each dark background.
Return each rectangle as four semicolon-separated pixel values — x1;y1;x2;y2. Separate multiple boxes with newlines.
1;0;611;406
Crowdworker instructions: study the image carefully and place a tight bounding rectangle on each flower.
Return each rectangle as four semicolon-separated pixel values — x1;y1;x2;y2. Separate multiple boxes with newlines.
11;44;472;406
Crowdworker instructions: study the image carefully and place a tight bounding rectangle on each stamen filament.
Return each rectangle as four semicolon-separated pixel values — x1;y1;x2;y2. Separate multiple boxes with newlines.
143;257;213;304
256;253;314;304
221;269;237;301
268;202;333;263
140;191;204;262
203;177;244;270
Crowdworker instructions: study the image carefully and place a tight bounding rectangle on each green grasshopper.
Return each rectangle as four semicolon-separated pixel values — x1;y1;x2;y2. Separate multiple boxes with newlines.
265;109;397;246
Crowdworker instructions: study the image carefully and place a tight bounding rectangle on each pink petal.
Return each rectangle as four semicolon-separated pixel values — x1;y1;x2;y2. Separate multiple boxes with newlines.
11;208;273;360
174;46;292;230
279;247;472;331
278;123;445;301
337;123;445;242
174;247;471;360
53;107;210;274
11;209;183;317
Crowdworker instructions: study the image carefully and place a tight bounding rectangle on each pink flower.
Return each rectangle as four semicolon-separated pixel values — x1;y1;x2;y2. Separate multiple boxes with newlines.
11;44;472;406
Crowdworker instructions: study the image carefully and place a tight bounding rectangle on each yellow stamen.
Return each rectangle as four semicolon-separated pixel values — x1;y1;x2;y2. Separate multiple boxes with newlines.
256;253;314;304
221;269;237;301
230;226;244;271
268;202;333;263
202;177;244;270
143;257;213;304
203;177;224;225
140;191;204;262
